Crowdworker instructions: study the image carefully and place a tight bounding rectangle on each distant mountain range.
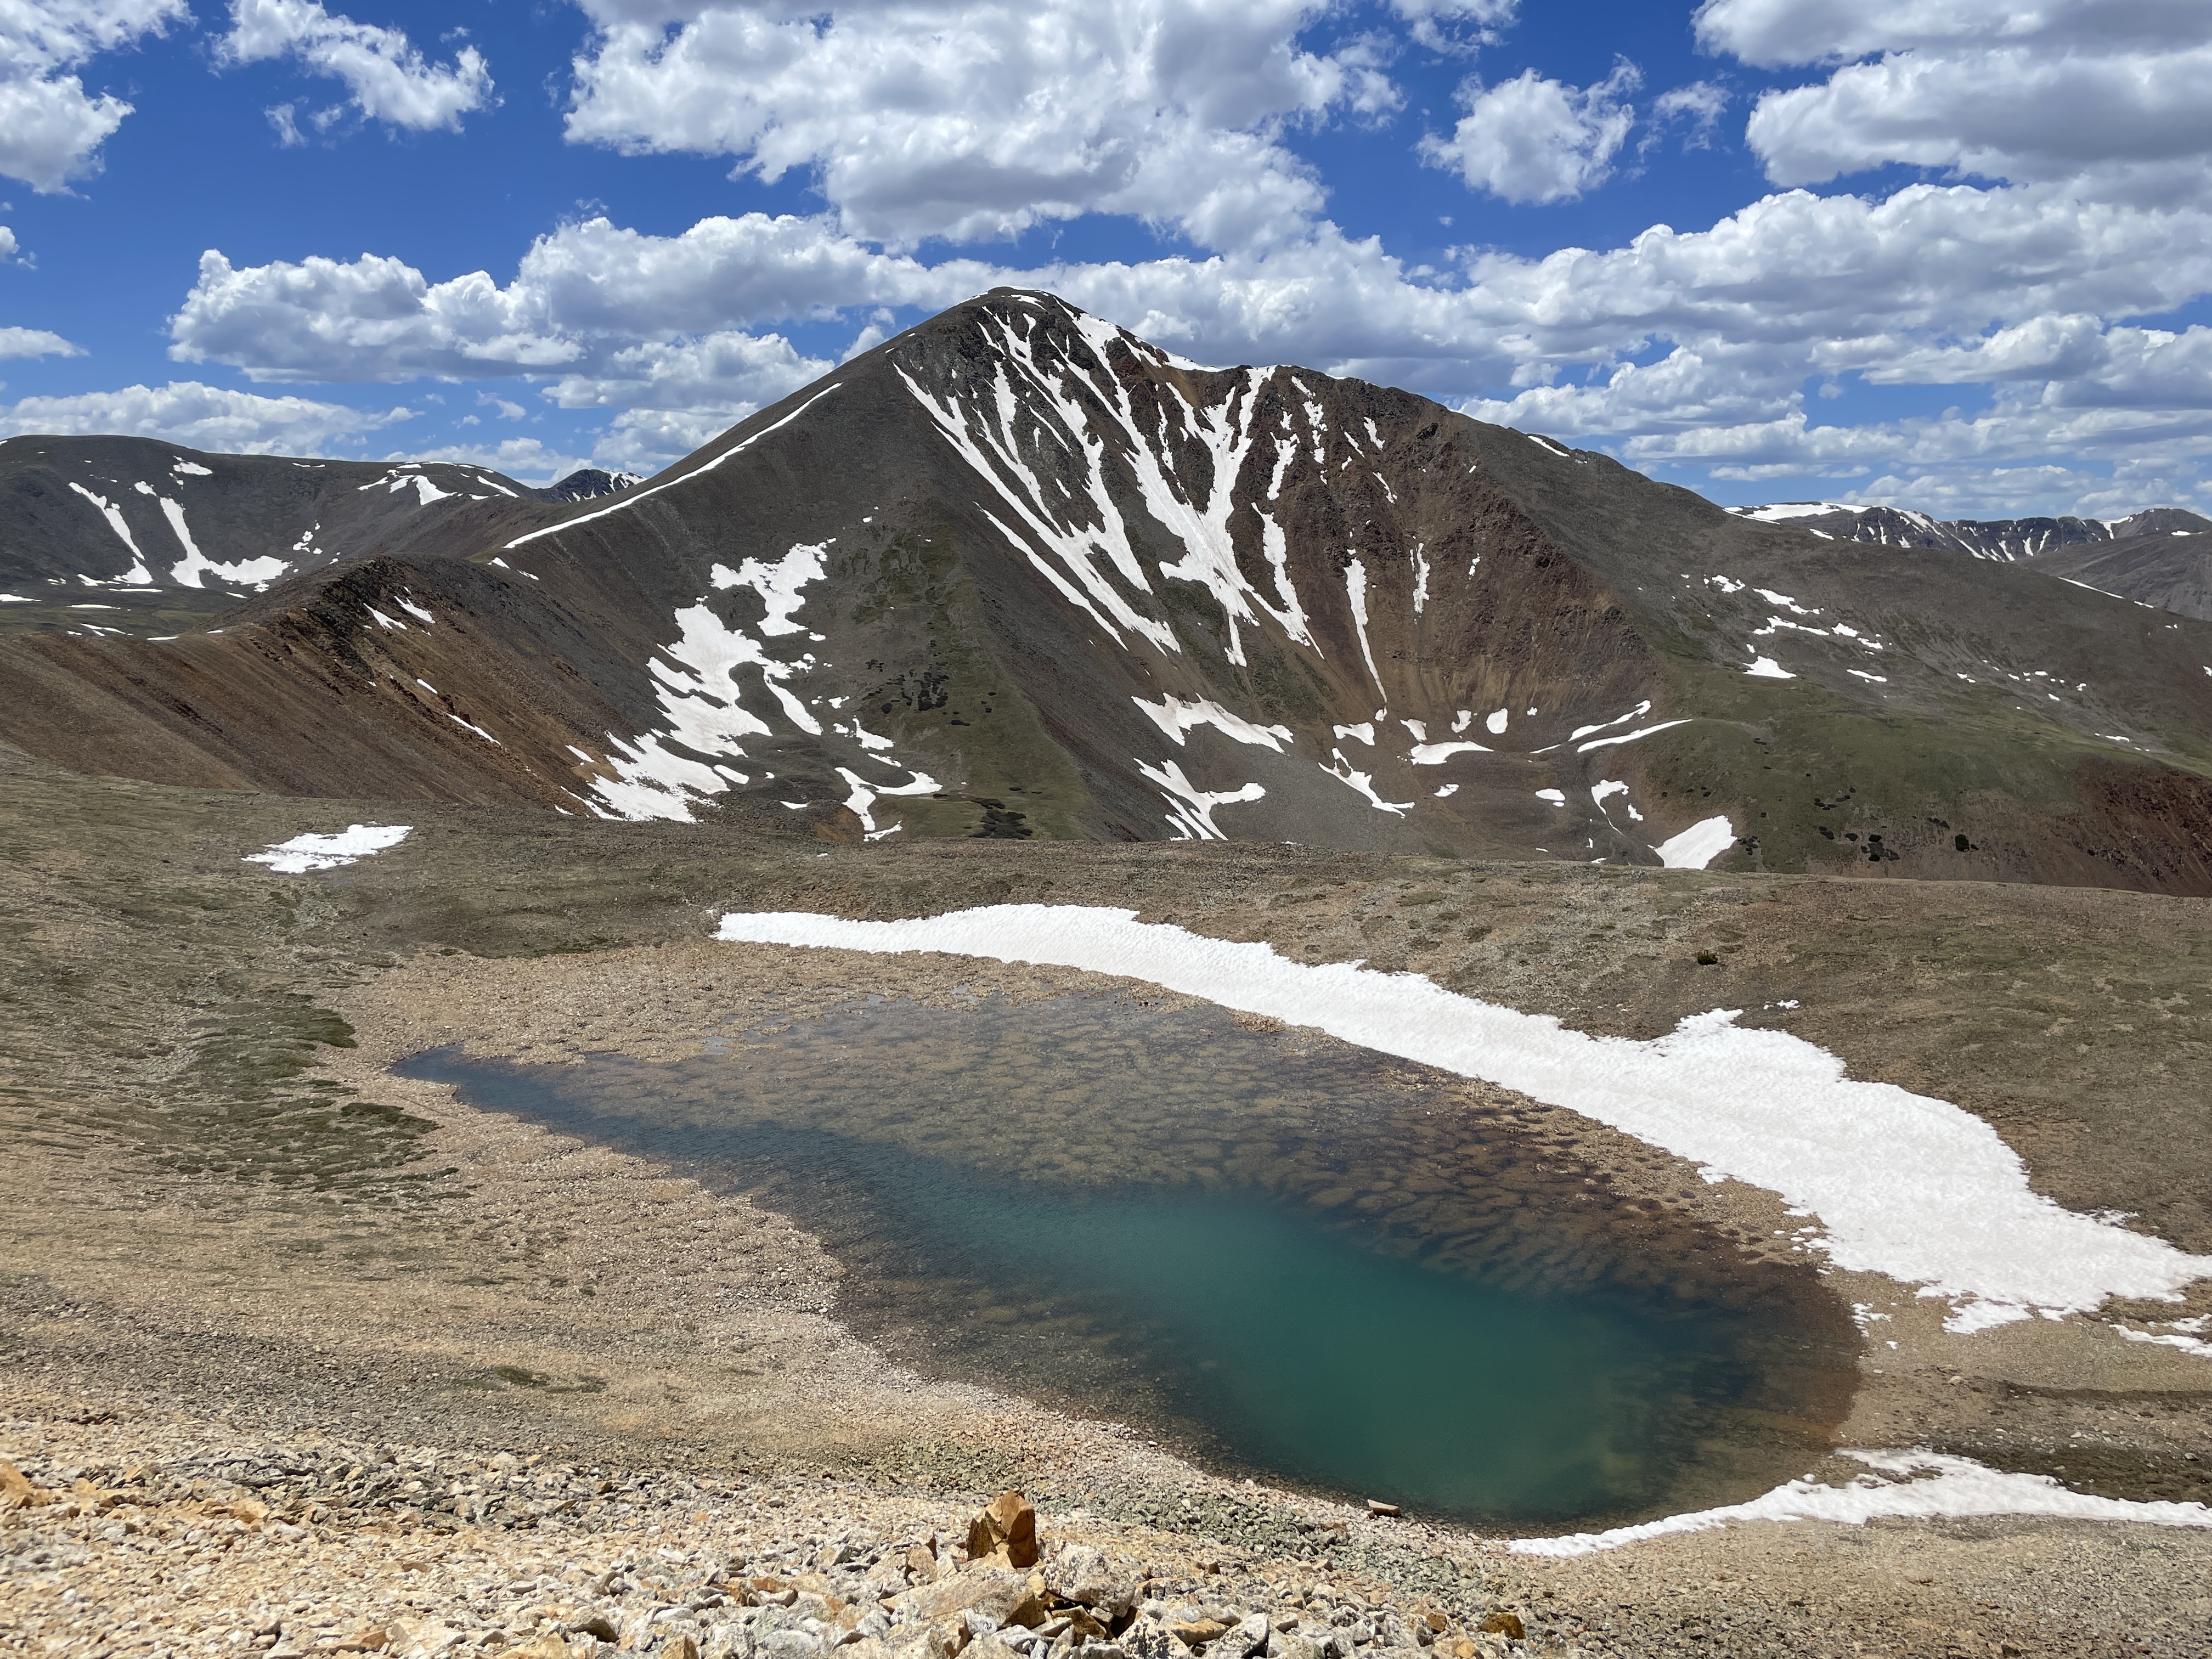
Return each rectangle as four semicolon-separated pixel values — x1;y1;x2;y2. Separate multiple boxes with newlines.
3;290;2209;893
0;442;635;600
1728;501;2212;620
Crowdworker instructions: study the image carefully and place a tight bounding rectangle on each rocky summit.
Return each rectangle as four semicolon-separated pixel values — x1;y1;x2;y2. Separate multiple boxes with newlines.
2;289;2209;889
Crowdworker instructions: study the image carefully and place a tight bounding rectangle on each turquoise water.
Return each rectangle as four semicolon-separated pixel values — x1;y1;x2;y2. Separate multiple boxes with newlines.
399;992;1855;1526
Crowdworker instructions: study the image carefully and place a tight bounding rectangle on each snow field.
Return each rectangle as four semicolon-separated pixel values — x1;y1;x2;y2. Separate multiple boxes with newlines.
1655;816;1736;870
244;824;412;873
1511;1451;2211;1556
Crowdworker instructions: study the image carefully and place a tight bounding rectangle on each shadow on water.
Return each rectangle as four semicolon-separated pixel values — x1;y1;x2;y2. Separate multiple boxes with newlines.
398;991;1860;1529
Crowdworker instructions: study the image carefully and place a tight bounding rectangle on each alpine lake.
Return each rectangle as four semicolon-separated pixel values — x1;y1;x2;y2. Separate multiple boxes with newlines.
400;989;1860;1532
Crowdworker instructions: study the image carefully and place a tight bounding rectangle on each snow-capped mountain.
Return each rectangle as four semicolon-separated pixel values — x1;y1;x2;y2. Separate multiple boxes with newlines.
1726;501;2212;622
4;291;2211;891
549;468;645;503
1728;500;2210;563
0;436;555;597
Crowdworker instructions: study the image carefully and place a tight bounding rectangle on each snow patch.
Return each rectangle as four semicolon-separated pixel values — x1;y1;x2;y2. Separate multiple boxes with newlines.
836;763;940;842
710;543;828;636
1593;781;1644;823
1345;557;1383;697
1730;502;1857;524
1578;719;1690;754
1570;702;1653;742
245;824;410;874
1137;757;1267;840
1323;750;1413;815
1511;1450;2212;1557
160;496;286;588
1745;655;1795;679
359;469;453;507
1135;695;1293;751
1485;708;1509;735
1656;815;1735;870
64;483;155;584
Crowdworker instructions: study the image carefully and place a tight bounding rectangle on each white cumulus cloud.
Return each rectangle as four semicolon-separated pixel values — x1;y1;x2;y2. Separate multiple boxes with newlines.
563;0;1394;250
1692;0;2208;69
0;0;189;191
0;380;411;452
1420;60;1640;205
544;329;830;414
0;325;83;358
219;0;495;136
1384;0;1519;53
1702;0;2212;198
385;436;594;488
168;248;574;381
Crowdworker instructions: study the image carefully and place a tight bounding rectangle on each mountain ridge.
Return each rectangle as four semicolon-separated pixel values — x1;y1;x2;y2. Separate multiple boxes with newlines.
3;289;2210;893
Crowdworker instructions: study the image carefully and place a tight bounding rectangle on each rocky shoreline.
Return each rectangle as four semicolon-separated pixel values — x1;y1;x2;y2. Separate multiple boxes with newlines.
1;1406;1546;1659
10;1387;2212;1659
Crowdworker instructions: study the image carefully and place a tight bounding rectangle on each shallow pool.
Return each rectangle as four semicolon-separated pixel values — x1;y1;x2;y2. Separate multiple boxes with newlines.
399;990;1857;1526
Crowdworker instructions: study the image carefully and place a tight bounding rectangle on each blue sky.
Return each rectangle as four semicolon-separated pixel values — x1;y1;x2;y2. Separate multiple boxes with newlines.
3;0;2210;518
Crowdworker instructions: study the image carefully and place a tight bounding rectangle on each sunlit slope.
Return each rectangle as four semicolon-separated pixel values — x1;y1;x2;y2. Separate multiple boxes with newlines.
2;289;2209;889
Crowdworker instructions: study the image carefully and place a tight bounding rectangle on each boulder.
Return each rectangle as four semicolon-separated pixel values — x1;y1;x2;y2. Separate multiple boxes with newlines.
886;1619;970;1659
759;1631;828;1659
961;1637;1029;1659
1168;1621;1229;1650
964;1490;1040;1569
892;1567;1043;1630
1121;1618;1194;1659
1212;1615;1273;1659
1043;1545;1139;1623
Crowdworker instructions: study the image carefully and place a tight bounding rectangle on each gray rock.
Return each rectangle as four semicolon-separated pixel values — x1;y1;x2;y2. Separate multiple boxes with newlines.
850;1610;893;1644
891;1568;1041;1630
1121;1619;1193;1659
1045;1546;1141;1624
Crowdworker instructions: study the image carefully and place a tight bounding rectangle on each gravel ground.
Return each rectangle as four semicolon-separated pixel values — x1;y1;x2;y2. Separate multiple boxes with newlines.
6;1393;2212;1659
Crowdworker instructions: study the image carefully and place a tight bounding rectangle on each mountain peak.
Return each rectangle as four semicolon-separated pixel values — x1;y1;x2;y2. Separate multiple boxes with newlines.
4;292;2212;894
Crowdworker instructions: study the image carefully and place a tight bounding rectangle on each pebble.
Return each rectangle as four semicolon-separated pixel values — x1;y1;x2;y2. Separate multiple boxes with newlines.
0;1415;1536;1659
